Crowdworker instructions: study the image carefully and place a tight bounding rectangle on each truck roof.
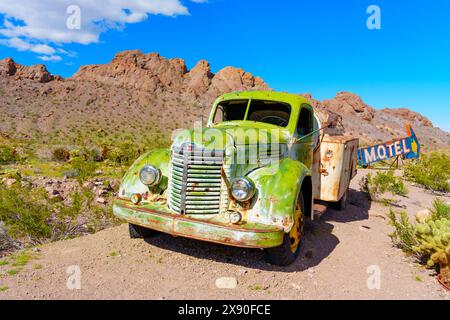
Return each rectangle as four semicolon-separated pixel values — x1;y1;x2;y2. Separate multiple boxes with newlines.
216;90;312;107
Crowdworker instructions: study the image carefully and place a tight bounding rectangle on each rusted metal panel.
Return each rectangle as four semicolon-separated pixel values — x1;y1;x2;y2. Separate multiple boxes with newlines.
113;200;284;248
312;135;358;202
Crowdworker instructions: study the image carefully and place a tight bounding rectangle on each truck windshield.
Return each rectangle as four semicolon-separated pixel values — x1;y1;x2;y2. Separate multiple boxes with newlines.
214;100;248;122
213;99;291;127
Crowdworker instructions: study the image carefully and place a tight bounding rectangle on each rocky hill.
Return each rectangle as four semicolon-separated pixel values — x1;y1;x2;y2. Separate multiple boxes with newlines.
0;50;448;151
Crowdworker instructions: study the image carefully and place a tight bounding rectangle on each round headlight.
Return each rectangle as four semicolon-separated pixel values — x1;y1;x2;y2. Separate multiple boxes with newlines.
230;177;255;202
139;165;161;186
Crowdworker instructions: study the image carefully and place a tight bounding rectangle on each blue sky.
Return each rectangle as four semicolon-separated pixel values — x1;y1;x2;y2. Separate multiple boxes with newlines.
1;0;449;131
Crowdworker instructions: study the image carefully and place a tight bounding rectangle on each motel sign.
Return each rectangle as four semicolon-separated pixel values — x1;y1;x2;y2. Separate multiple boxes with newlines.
357;125;420;166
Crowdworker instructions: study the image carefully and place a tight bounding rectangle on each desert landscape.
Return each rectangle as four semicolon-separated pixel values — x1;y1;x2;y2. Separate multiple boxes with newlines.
0;170;449;299
0;51;449;299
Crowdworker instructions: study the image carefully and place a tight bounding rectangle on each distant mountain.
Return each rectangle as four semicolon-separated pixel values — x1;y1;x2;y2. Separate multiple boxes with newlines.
0;51;448;151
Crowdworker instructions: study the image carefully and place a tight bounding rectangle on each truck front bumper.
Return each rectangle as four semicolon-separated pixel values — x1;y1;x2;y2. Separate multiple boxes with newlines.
113;199;284;249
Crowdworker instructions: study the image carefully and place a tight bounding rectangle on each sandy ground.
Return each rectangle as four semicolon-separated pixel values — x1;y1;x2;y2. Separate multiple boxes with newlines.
1;169;449;300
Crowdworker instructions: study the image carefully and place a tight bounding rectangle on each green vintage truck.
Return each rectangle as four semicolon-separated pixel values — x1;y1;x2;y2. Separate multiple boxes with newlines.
113;91;358;265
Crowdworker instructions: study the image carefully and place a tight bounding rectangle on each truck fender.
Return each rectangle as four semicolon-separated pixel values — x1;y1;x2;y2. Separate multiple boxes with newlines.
118;148;170;199
246;158;311;233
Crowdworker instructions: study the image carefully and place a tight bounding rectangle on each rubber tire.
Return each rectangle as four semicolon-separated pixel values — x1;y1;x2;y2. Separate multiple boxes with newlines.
333;188;349;211
264;192;305;266
128;223;159;239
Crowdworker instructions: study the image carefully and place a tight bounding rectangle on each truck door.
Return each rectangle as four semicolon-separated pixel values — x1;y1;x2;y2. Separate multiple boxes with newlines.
292;104;315;169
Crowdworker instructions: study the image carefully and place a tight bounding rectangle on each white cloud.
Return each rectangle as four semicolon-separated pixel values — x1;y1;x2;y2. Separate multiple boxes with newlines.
1;37;55;54
0;0;202;61
37;55;62;62
32;44;56;55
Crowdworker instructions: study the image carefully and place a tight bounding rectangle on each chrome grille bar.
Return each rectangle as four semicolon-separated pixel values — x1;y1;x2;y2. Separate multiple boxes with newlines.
167;145;229;215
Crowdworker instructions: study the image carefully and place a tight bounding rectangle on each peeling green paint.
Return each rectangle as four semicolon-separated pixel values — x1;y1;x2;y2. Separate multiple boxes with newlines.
247;159;310;232
119;148;170;199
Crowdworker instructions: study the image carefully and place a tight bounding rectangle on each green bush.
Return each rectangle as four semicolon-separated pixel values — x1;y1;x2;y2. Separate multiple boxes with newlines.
103;142;142;165
404;152;450;192
360;170;409;200
0;145;18;164
52;147;70;162
69;157;97;183
0;185;52;241
388;200;450;286
0;184;117;247
430;199;450;220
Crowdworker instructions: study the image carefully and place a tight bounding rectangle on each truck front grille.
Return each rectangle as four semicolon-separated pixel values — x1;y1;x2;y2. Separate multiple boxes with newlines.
167;146;229;215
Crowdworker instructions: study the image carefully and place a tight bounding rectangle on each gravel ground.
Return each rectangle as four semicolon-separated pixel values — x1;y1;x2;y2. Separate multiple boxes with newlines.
0;170;449;300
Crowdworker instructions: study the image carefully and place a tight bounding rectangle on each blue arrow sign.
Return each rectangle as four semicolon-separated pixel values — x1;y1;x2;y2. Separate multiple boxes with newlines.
357;125;420;166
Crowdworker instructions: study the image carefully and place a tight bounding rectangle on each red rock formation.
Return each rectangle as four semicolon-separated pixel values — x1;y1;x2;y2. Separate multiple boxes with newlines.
0;58;54;83
72;50;269;98
379;108;433;127
184;60;212;97
323;92;375;121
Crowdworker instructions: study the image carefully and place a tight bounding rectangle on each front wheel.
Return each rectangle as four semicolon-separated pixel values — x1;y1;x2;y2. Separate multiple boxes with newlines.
264;192;305;266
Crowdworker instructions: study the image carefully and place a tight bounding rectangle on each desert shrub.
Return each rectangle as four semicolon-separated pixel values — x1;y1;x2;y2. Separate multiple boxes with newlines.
2;170;22;181
103;142;141;165
0;145;18;164
0;184;118;247
61;168;79;179
404;152;450;192
360;170;409;200
388;200;450;286
105;146;126;163
52;188;114;238
430;199;450;220
0;185;52;242
69;157;97;183
69;148;82;159
85;147;103;162
52;147;70;162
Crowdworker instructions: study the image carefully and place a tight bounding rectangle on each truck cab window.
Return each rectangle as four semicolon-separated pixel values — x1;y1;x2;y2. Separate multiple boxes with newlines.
297;107;313;137
213;100;248;123
247;100;291;127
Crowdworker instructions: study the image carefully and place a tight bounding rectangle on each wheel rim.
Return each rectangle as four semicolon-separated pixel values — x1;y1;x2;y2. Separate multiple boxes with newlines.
289;202;304;253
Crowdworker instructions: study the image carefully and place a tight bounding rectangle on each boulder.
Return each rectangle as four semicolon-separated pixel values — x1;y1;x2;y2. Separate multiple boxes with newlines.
0;57;54;83
0;57;17;76
96;197;107;204
323;92;375;121
184;60;212;96
215;277;238;289
415;209;431;223
2;178;17;187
